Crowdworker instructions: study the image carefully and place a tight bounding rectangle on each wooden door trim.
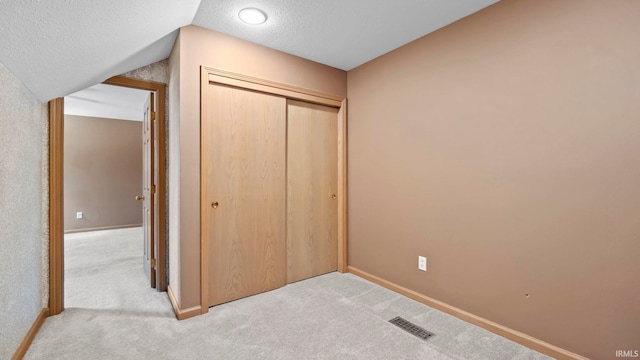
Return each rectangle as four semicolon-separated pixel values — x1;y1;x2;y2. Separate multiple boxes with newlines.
337;99;348;273
200;66;348;312
48;76;168;315
103;76;167;292
204;67;343;108
49;98;64;316
200;69;210;313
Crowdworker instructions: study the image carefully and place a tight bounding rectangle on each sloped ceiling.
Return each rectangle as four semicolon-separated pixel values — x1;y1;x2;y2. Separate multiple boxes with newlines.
0;0;498;102
0;0;200;102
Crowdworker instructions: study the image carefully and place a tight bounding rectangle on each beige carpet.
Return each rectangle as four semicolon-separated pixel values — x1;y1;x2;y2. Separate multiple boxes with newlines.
26;227;552;359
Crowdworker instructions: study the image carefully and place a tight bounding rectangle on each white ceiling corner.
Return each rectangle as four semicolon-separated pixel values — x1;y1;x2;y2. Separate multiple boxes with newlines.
65;84;150;122
0;0;498;103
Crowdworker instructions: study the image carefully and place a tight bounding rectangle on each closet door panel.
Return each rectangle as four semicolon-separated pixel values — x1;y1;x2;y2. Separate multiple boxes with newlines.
287;100;339;283
206;84;286;306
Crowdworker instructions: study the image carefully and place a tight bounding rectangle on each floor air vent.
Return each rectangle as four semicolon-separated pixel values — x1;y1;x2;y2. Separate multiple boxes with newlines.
389;316;435;341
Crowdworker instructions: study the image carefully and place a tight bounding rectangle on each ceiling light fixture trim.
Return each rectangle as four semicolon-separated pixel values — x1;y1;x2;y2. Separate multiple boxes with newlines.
238;8;267;25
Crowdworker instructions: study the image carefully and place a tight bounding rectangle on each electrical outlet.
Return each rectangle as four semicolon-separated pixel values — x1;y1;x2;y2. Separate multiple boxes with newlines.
76;212;83;220
418;256;427;272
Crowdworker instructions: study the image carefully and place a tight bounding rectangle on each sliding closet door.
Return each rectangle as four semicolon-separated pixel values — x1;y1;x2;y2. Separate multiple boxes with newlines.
205;84;287;306
286;100;339;283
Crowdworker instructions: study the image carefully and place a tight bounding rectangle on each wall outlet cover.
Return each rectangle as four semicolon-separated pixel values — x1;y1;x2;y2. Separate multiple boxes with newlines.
418;256;427;271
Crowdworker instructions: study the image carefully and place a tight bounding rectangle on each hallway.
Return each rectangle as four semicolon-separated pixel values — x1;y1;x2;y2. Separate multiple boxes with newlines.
63;227;169;311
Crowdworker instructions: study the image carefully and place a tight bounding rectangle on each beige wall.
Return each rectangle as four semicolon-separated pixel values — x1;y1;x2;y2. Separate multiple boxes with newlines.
168;37;181;304
0;62;48;359
172;25;347;308
347;1;640;359
64;115;142;231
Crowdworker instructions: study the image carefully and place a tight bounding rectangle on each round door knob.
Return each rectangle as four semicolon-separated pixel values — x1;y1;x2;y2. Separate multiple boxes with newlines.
211;201;219;209
135;195;145;201
331;194;337;200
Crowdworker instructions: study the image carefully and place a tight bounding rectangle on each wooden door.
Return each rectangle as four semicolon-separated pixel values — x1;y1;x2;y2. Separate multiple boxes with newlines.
152;93;160;289
141;92;155;288
205;84;286;306
286;100;339;283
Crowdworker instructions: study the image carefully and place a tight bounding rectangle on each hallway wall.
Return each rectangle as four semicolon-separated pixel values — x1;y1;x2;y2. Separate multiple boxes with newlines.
0;62;48;359
64;115;143;232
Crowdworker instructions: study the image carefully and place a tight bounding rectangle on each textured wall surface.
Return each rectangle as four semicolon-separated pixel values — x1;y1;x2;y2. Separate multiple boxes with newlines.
120;58;169;85
40;92;49;310
347;1;640;359
0;62;47;359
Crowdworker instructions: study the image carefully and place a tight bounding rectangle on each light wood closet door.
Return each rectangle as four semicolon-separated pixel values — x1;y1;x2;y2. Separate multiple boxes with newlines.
205;84;287;306
286;100;339;283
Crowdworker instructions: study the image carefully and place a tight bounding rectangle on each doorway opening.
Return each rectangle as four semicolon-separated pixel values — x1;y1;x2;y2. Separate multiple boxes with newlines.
48;76;167;316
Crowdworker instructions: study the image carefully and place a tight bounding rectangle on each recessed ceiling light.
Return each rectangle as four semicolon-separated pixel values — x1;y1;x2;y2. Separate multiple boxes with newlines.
238;8;267;25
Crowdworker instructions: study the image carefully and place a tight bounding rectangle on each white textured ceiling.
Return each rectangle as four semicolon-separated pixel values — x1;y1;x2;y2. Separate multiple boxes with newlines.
193;0;499;71
65;84;150;122
0;0;200;102
0;0;498;103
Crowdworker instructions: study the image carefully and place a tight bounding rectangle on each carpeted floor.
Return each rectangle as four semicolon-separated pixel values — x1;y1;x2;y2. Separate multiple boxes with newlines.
26;228;552;359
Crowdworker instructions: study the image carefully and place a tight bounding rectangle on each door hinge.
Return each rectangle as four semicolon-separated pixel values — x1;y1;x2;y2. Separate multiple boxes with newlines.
152;184;156;194
151;258;156;270
151;111;156;121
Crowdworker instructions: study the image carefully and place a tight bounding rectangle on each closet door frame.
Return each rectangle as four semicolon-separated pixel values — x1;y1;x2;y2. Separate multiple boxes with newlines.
200;66;347;312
